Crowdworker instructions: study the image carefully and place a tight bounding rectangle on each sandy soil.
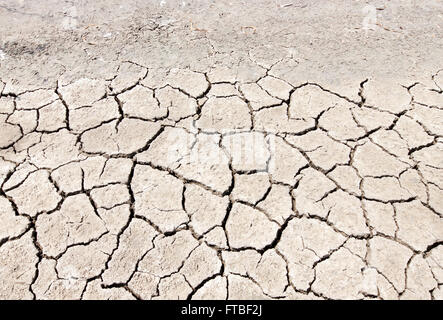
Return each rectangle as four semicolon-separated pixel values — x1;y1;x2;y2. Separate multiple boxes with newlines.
0;0;442;300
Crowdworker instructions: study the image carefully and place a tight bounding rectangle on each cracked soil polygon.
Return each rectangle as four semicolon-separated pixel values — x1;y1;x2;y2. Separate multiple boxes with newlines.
0;0;442;301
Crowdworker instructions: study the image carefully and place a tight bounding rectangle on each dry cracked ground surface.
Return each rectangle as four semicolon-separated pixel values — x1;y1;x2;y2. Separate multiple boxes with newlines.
0;0;442;300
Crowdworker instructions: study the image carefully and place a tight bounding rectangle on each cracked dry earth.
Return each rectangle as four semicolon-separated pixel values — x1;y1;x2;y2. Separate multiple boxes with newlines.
0;0;443;301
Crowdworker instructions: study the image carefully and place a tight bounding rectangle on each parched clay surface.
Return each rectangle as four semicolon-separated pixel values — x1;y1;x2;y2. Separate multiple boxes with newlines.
0;0;442;300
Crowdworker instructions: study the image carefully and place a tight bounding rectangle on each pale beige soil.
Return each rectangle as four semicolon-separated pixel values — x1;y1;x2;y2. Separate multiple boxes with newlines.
0;0;442;300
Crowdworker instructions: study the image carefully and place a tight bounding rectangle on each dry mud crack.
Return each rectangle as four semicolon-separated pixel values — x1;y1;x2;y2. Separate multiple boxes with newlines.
0;0;442;300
